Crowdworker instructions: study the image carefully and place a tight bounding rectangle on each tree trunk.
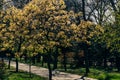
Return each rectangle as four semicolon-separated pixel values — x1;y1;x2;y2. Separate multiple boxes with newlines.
29;57;32;78
24;56;27;63
53;54;58;70
41;56;44;67
15;36;22;72
63;52;67;71
115;56;120;72
84;55;90;76
53;48;58;70
47;54;52;80
8;57;11;69
32;57;35;64
103;54;107;69
1;58;4;69
37;54;41;63
99;0;104;25
16;58;19;72
82;0;86;21
84;45;90;76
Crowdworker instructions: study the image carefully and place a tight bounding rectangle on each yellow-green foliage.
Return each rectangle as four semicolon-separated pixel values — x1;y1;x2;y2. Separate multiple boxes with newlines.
0;0;103;54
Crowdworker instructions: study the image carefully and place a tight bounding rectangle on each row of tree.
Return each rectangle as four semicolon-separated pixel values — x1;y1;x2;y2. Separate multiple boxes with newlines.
0;0;120;80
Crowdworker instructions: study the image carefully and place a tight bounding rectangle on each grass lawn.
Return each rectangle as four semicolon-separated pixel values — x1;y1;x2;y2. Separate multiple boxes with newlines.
62;68;120;80
3;68;48;80
106;72;120;80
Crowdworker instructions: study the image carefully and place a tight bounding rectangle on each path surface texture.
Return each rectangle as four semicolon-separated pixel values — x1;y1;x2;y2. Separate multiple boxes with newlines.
6;61;97;80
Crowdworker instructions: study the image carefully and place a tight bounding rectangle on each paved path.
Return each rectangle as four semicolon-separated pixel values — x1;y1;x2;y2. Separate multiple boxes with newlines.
5;61;97;80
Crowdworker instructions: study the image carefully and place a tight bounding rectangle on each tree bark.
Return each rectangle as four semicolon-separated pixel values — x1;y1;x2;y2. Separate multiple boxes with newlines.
53;54;58;70
53;48;58;70
115;56;120;72
63;52;67;71
29;57;32;78
8;57;11;69
1;58;4;69
47;54;52;80
84;52;90;76
82;0;86;21
32;56;35;64
103;50;108;70
16;58;18;72
36;54;41;63
82;43;90;76
24;56;28;63
41;56;44;67
15;36;22;72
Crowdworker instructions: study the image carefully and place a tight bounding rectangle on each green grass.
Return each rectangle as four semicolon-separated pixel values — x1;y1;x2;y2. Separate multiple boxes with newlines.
3;68;48;80
63;68;120;80
6;72;47;80
106;72;120;80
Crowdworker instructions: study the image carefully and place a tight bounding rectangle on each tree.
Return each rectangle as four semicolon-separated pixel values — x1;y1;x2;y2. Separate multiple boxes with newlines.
22;0;79;79
0;7;27;72
1;0;104;79
76;21;103;75
65;0;120;25
93;9;120;71
106;13;120;71
22;0;103;78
